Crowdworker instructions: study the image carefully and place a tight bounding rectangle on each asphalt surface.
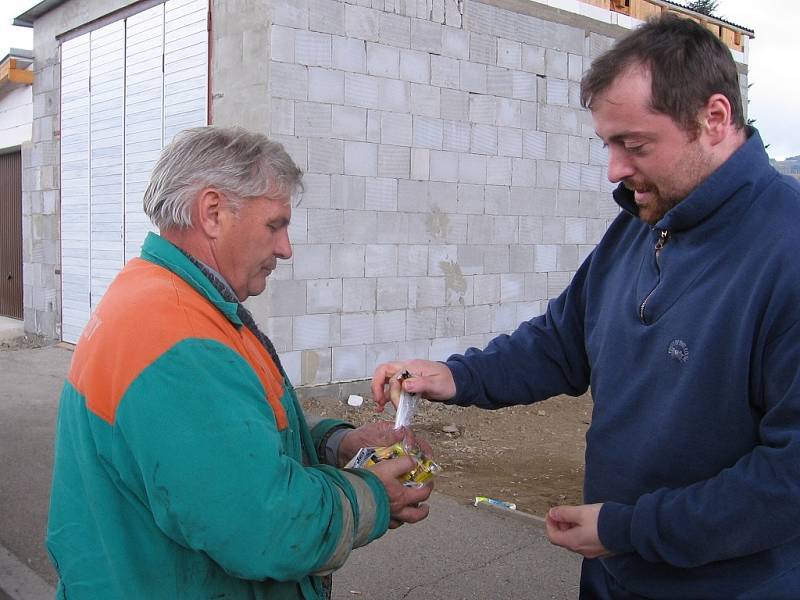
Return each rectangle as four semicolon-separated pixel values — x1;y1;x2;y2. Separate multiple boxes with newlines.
0;344;581;599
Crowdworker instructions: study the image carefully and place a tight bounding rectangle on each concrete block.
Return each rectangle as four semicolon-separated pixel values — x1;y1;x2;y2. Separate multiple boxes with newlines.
465;304;491;335
519;215;543;244
333;36;366;73
469;33;496;65
380;78;411;113
501;272;525;302
546;78;569;107
568;53;583;82
332;345;367;380
366;341;400;367
345;4;379;41
535;160;558;189
377;212;409;244
467;94;493;125
343;277;377;312
367;42;400;78
520;101;537;130
440;88;468;121
484;244;510;274
270;62;308;100
299;173;331;209
308;138;344;174
273;135;308;171
297;348;332;386
542;216;565;244
365;177;399;210
519;130;544;161
413;116;444;150
467;215;493;244
379;12;411;47
472;273;500;304
496;127;521;158
295;101;333;138
411;83;441;117
410;148;430;180
381;112;413;147
366;109;381;143
512;71;537;101
411;20;442;54
273;0;309;29
344;141;379;176
378;145;411;179
400;49;430;84
292;244;331;280
343;211;378;245
442;26;469;59
487;66;513;98
568;136;589;164
430;55;459;90
545;133;568;162
259;279;307;317
271;25;295;62
431;0;445;23
533;244;557;272
512;158;535;187
295;30;332;67
406;307;436;340
559;161;581;191
538;105;580;136
331;174;366;209
494;98;520;128
270;97;295;135
332;244;366;277
308;68;345;104
341;313;374;345
309;0;346;34
581;164;602;192
375;310;406;342
460;62;487;94
294;313;340;350
436;306;465;337
307;278;344;313
263;317;293;353
398;180;429;212
509;243;533;272
377;277;410;310
522;44;545;74
443;0;462;27
482;185;507;215
557;189;580;217
443;120;470;153
332;105;367;141
395;245;427;276
497;39;522;70
493;215;518;244
409;277;445;308
524;271;548;300
430;151;459;183
307;209;343;243
428;245;457;276
365;244;398;277
486;156;512;186
565;217;587;245
469;123;496;155
544;48;568;79
458;153;486;185
557;244;579;272
454;185;481;217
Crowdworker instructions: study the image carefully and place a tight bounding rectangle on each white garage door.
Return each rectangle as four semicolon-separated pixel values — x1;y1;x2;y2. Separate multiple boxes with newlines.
60;0;208;343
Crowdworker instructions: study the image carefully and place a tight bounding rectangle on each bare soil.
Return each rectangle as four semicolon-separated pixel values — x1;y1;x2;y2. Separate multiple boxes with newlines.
300;392;592;518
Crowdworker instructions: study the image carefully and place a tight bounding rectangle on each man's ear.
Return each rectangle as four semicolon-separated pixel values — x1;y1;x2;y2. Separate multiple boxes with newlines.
700;93;733;146
194;188;226;239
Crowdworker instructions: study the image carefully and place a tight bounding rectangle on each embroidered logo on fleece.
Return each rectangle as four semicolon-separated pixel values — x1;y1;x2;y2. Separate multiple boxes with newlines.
668;339;689;363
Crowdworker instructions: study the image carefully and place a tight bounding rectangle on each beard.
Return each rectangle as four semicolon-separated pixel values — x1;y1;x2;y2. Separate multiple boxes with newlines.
625;141;713;226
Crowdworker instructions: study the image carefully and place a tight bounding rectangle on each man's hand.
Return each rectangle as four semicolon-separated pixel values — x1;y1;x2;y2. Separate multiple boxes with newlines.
371;359;457;412
338;422;432;467
545;503;612;559
369;456;433;528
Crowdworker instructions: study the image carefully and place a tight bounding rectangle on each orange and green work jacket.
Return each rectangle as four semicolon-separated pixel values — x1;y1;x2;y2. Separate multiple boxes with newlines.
47;232;389;599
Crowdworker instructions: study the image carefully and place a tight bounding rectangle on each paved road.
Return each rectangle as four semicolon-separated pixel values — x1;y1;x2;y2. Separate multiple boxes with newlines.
0;345;580;599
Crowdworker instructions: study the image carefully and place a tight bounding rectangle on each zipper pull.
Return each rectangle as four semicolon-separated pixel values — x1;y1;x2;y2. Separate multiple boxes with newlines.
655;229;670;251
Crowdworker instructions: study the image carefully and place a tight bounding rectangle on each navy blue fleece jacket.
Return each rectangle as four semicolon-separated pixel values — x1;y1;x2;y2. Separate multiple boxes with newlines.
446;129;800;598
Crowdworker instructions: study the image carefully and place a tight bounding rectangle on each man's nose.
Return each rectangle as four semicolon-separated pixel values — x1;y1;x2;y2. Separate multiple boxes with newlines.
275;229;292;260
606;147;635;183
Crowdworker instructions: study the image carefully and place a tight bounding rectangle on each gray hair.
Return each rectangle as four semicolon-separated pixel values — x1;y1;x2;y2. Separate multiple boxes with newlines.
143;126;303;230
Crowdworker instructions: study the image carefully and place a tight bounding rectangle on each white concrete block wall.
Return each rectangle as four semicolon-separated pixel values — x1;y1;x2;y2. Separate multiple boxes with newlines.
258;0;622;385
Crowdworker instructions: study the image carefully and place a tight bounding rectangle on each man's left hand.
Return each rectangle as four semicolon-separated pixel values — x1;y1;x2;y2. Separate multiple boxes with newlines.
337;422;432;468
545;503;612;559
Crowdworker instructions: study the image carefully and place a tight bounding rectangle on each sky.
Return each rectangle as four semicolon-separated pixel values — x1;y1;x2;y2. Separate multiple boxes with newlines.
0;0;798;159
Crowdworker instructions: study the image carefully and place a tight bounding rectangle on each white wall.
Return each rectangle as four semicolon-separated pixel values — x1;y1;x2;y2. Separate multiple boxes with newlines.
0;84;33;150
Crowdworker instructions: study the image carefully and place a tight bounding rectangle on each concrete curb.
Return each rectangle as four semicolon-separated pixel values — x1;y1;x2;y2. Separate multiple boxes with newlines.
0;544;55;600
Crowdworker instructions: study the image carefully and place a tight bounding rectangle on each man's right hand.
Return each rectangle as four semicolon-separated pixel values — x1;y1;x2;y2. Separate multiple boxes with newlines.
370;359;457;412
370;456;433;528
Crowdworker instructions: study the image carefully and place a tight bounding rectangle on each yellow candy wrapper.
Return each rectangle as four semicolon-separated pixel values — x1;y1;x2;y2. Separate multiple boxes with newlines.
345;441;441;487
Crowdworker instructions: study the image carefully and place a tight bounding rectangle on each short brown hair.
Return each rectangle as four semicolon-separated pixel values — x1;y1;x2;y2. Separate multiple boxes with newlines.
580;13;745;135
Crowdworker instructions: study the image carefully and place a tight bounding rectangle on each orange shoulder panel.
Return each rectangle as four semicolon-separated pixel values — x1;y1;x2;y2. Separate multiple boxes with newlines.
68;259;288;430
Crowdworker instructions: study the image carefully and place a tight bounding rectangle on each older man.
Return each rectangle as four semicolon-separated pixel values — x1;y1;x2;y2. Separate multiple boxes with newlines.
373;14;800;599
47;126;431;599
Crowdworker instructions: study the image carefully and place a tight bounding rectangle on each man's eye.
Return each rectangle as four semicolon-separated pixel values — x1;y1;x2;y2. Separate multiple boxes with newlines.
625;145;644;155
